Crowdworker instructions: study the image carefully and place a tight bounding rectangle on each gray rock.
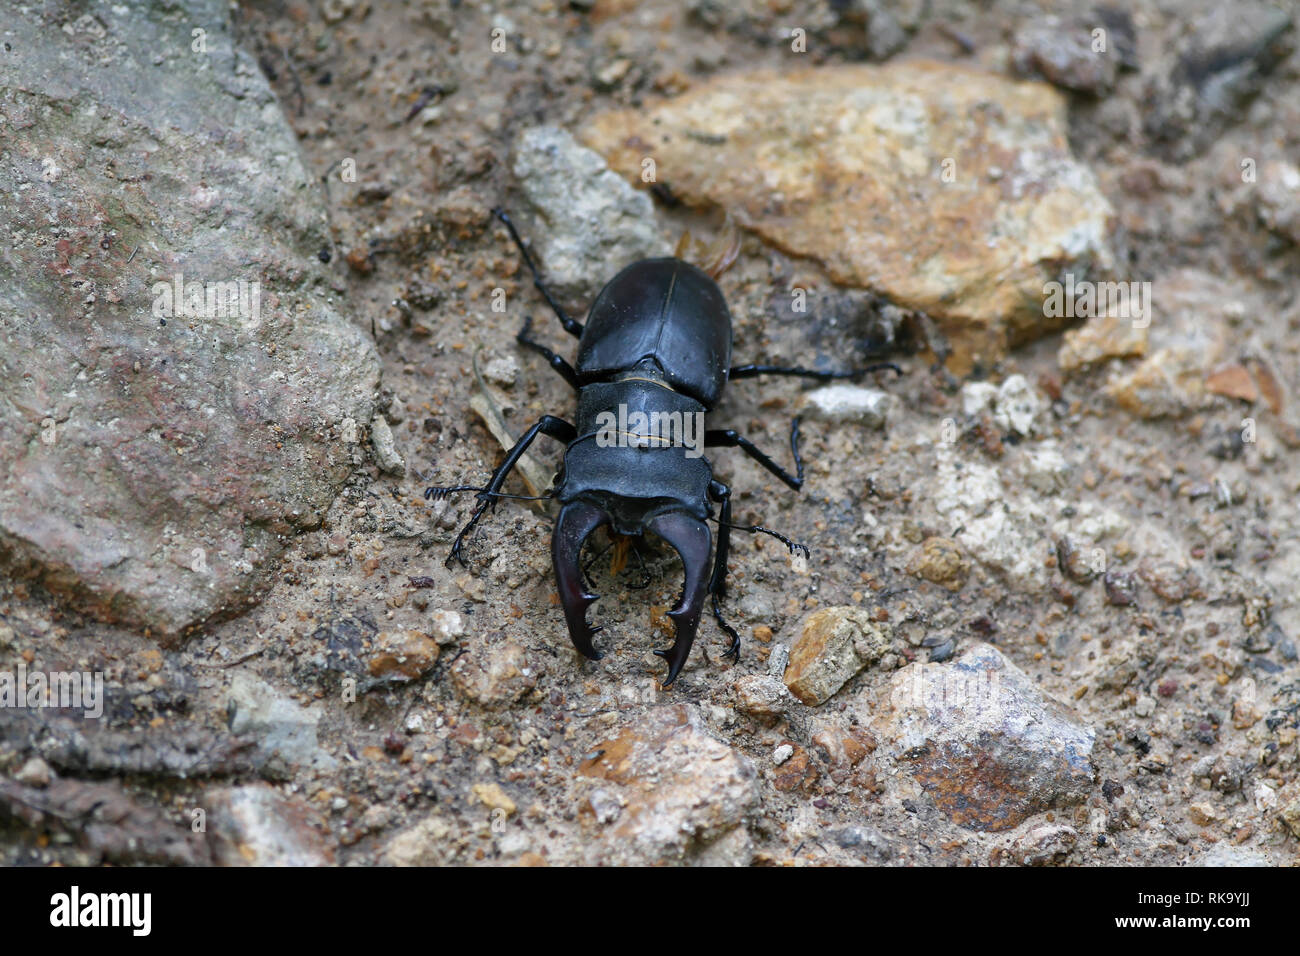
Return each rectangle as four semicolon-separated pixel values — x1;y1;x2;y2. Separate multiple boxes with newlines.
1012;823;1078;865
204;784;334;866
875;642;1096;832
227;674;330;769
827;824;895;863
369;415;406;476
1192;845;1277;867
1012;17;1118;94
511;126;670;308
1144;3;1293;161
0;0;379;638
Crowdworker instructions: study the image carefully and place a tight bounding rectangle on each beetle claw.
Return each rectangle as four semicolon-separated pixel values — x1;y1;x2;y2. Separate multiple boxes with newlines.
553;501;611;661
646;511;713;686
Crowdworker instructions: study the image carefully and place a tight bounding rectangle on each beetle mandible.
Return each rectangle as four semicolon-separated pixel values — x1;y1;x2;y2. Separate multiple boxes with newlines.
428;208;900;685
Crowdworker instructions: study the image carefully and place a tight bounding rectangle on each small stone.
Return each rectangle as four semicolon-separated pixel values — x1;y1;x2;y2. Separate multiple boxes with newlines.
512;126;670;308
906;536;970;591
450;639;538;709
1279;786;1300;839
1256;160;1300;244
367;631;439;682
471;782;517;817
731;674;788;720
992;375;1043;437
876;643;1095;832
1134;695;1156;717
783;606;891;705
430;609;465;645
13;756;51;788
801;385;895;428
370;415;406;476
1253;783;1277;812
483;355;519;388
1057;313;1148;373
227;674;329;769
766;642;790;678
383;816;454;867
1012;823;1079;865
205;784;334;866
772;744;795;766
578;704;758;865
1103;569;1138;606
1232;697;1261;729
1012;17;1118;93
1187;802;1220;827
586;788;622;824
1205;364;1259;403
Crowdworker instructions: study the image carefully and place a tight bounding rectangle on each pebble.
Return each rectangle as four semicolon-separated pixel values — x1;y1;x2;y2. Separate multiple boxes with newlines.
370;414;406;476
13;756;51;788
450;639;538;709
512;126;670;307
1012;823;1079;865
772;744;795;766
783;606;891;706
367;630;440;682
906;536;970;591
227;674;330;769
204;784;334;866
430;609;465;645
577;705;758;865
731;674;789;721
800;385;895;428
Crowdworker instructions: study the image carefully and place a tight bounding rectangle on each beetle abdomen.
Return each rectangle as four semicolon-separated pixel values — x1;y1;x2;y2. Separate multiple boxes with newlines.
575;258;732;408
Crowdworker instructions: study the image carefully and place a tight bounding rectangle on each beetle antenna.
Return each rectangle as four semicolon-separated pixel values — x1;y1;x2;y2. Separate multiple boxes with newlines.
714;519;811;559
424;484;553;503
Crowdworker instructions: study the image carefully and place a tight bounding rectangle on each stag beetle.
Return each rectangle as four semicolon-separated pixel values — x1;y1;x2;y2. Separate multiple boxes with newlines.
428;209;899;685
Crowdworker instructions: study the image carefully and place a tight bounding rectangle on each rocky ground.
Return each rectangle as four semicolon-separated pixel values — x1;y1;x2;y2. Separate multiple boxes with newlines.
1;0;1299;866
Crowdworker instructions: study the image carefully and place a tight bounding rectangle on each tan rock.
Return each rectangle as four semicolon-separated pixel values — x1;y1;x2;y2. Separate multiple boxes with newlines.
784;606;891;705
471;782;517;817
1104;269;1238;418
730;673;789;720
368;630;439;681
906;536;971;591
1057;313;1148;372
1205;364;1259;403
578;705;758;865
582;61;1113;372
450;638;538;708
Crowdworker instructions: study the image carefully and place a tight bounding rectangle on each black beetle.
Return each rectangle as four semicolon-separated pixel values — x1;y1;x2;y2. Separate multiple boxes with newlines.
428;209;899;685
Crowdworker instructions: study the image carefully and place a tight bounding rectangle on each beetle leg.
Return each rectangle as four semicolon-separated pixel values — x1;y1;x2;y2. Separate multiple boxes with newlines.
707;481;741;661
444;415;575;567
553;500;611;661
492;208;584;338
705;418;806;492
729;362;902;380
516;316;580;390
645;511;713;686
